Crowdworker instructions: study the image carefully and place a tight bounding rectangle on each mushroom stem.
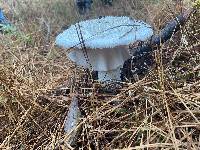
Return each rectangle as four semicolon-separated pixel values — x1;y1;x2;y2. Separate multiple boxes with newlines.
98;65;122;81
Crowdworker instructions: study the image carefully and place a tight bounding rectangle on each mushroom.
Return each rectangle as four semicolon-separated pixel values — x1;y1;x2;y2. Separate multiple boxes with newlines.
56;16;153;146
56;16;153;82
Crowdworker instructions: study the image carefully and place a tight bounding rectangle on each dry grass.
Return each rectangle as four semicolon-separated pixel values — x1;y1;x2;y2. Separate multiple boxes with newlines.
0;0;200;149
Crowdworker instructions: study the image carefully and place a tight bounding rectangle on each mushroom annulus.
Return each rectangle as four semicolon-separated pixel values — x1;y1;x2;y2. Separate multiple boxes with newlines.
56;16;153;82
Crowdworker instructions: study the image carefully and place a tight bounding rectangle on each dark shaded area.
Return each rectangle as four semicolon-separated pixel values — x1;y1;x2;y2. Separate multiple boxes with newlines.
121;13;189;82
121;52;155;82
76;0;93;14
101;0;113;6
76;0;113;14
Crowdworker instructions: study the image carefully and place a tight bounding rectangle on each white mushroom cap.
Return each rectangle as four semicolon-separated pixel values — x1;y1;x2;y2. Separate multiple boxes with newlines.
56;16;153;49
56;16;153;73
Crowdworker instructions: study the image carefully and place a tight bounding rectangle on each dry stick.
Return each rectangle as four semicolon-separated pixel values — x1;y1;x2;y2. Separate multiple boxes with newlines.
146;96;151;150
126;106;171;147
164;93;179;148
75;23;95;80
15;97;48;136
146;97;166;120
0;107;32;148
157;15;181;149
179;130;195;145
90;94;140;122
86;80;145;121
91;128;166;134
126;119;150;148
61;79;146;147
75;23;92;70
155;23;179;149
198;134;200;148
116;143;176;150
61;82;143;147
172;88;200;124
177;80;200;92
103;94;166;147
1;77;49;137
144;86;200;108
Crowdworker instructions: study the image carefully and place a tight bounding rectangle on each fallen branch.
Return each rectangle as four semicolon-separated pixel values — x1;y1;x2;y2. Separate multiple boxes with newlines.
122;8;196;81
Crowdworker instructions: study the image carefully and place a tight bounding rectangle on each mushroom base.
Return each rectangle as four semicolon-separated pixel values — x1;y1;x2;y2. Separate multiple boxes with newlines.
98;65;122;81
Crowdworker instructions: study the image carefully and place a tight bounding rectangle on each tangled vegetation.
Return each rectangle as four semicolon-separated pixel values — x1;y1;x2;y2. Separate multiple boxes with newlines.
0;0;199;149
